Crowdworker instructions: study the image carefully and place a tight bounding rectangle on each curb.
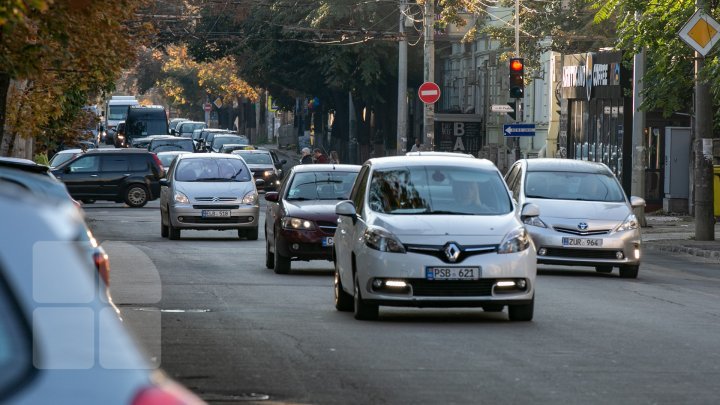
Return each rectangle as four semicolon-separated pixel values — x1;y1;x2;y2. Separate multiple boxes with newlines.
643;242;720;262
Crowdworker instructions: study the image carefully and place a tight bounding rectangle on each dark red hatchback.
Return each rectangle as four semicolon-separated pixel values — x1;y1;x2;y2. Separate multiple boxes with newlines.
264;164;361;274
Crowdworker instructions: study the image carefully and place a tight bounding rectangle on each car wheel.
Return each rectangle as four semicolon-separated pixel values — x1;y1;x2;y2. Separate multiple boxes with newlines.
334;260;353;312
508;297;534;322
246;227;259;241
619;265;639;279
353;274;379;320
273;237;291;274
482;305;504;312
595;265;613;273
160;213;169;238
265;239;275;269
168;217;181;240
124;185;148;208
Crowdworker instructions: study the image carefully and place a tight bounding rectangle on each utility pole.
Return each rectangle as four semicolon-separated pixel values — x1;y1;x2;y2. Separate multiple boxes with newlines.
631;11;647;227
423;0;435;150
694;0;715;241
515;0;520;57
396;0;408;155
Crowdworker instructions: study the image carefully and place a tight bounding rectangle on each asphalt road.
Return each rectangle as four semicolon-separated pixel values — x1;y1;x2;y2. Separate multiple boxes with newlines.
85;199;720;405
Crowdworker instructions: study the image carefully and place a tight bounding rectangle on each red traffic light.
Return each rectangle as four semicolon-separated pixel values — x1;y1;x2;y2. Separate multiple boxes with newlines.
510;59;524;72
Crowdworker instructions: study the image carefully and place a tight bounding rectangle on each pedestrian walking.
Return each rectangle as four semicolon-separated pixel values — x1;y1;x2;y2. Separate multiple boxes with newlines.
329;150;340;164
410;138;424;152
300;147;313;164
313;148;329;164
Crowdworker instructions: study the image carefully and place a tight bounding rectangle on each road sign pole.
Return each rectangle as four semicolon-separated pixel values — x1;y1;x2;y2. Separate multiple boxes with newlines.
397;0;408;155
423;0;435;150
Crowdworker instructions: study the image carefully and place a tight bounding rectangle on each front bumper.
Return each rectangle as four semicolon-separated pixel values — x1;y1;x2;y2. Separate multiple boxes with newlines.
528;226;641;267
276;228;335;261
169;203;259;230
355;246;536;307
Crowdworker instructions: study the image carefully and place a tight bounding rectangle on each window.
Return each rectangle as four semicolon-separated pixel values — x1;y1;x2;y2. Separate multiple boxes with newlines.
150;140;194;153
350;166;370;216
234;152;273;165
101;156;128;172
130;155;148;172
108;106;128;120
286;171;359;201
68;156;99;173
524;171;625;202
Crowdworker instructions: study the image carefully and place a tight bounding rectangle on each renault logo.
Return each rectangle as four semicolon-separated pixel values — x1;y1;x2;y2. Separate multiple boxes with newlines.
577;222;588;231
444;243;461;263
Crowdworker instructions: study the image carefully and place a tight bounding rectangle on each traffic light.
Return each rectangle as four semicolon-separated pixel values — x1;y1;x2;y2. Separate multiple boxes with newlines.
509;58;524;98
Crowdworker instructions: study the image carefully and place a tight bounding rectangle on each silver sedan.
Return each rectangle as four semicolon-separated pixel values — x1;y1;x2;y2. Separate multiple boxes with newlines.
505;159;645;278
160;154;262;240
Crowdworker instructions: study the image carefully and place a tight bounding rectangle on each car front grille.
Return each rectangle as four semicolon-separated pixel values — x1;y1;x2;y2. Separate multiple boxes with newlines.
543;248;619;259
407;279;494;297
192;205;240;209
317;221;337;235
180;216;253;224
195;197;237;202
404;244;497;264
553;226;611;236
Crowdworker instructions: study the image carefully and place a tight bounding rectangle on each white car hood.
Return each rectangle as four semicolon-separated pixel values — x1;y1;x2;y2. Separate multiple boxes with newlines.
527;198;630;221
372;213;517;238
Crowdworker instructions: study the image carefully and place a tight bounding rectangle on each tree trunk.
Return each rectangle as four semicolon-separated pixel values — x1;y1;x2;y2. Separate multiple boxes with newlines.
0;73;11;156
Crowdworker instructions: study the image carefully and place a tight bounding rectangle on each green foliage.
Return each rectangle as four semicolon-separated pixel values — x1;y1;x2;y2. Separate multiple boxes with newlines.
33;152;49;166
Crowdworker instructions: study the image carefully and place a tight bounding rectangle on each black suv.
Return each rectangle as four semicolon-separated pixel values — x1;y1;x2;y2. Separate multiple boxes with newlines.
52;149;164;207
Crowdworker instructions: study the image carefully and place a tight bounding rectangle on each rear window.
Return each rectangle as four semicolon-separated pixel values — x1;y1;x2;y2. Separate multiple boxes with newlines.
130;155;149;172
150;139;194;153
0;268;33;400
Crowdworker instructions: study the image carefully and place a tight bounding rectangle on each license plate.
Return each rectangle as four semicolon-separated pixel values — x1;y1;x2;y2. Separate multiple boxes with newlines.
201;210;231;218
425;267;480;280
322;237;334;247
562;237;603;247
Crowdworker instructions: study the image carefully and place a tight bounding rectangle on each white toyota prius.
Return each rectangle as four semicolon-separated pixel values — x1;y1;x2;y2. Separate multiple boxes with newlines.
333;156;539;321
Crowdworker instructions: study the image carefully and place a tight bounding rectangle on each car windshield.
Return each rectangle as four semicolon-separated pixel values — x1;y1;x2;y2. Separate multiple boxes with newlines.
235;152;272;165
524;171;626;202
179;123;205;134
368;166;512;215
108;105;128;120
174;158;251;182
49;153;77;168
150;140;194;152
286;171;358;200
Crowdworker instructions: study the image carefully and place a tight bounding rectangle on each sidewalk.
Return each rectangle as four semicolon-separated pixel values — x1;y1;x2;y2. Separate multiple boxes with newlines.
642;213;720;262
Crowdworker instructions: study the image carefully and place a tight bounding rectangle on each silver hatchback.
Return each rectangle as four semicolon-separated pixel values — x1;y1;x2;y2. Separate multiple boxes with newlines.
505;159;645;278
160;154;262;240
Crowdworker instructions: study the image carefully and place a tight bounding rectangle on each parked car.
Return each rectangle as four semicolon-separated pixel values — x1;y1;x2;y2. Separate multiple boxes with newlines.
49;148;84;169
0;187;203;405
159;154;263;240
265;164;360;274
505;158;645;278
123;105;169;147
156;151;192;168
231;149;282;191
169;117;189;135
333;156;539;321
52;149;165;207
149;136;195;153
175;121;207;138
206;133;246;153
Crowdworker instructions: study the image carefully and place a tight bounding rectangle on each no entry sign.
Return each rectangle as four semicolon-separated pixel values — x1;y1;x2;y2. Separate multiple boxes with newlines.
418;82;441;104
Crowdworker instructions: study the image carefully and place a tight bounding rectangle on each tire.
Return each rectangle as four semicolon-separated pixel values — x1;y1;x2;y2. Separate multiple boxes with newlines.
124;185;149;208
168;220;181;240
160;213;168;238
246;227;259;241
595;265;613;274
508;297;534;322
353;274;379;320
334;261;353;312
265;239;275;269
619;265;639;279
273;236;291;274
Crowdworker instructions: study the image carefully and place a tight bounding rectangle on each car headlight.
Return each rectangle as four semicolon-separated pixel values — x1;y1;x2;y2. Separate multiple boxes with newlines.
363;226;406;253
498;227;531;254
242;191;258;205
614;214;639;233
523;216;547;228
174;191;189;204
117;134;124;140
263;170;274;177
282;216;315;230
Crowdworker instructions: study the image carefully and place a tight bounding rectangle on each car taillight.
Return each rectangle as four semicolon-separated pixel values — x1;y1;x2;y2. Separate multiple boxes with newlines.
93;250;110;286
150;153;165;175
131;383;205;405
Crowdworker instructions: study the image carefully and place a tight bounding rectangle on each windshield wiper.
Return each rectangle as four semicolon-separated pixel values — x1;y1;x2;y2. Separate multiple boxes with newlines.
421;210;471;215
231;167;245;180
195;177;230;182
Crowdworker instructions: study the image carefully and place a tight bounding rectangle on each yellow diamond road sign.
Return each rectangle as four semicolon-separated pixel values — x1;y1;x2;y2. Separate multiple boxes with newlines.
679;10;720;56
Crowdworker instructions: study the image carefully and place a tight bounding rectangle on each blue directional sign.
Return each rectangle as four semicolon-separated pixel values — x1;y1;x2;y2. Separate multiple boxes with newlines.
503;123;535;137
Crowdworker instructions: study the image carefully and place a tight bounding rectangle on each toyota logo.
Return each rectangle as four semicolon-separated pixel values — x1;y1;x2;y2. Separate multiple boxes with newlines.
577;222;588;231
444;243;461;263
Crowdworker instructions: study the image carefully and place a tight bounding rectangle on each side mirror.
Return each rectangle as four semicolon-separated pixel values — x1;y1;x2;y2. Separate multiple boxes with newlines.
64;166;72;174
159;179;169;187
255;178;265;187
520;203;540;219
335;201;357;223
630;196;646;208
265;191;280;202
